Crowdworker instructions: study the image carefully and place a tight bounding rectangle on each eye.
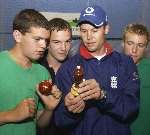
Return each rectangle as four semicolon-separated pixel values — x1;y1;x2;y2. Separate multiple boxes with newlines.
34;38;41;42
92;29;98;33
80;29;87;33
52;41;61;45
127;41;133;46
137;44;146;48
66;40;72;45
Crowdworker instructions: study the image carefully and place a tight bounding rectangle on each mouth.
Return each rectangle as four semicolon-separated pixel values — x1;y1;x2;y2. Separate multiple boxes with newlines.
58;53;67;57
130;55;137;58
86;42;95;45
85;42;95;47
37;51;45;57
86;42;95;44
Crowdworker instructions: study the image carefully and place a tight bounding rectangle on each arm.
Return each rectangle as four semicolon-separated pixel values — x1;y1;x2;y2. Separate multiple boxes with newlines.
64;92;85;114
73;57;140;122
0;98;36;125
54;95;85;128
0;111;17;125
37;85;62;127
96;57;140;121
54;67;85;128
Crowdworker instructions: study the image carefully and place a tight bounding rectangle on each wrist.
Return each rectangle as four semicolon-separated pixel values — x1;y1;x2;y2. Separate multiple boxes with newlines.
100;89;107;99
44;106;55;112
97;89;107;100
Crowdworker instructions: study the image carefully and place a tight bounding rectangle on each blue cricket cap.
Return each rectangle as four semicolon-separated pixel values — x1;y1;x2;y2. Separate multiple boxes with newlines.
78;5;108;27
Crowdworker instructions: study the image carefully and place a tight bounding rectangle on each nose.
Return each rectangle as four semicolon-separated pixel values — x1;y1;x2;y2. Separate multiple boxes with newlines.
132;44;138;53
87;31;92;40
61;42;71;51
39;39;47;49
61;42;67;51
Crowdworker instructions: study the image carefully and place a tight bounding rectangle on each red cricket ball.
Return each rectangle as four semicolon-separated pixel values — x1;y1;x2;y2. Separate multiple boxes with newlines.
38;80;52;96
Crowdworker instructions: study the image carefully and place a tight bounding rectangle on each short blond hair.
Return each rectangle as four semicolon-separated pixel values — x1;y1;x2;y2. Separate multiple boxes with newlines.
123;23;150;45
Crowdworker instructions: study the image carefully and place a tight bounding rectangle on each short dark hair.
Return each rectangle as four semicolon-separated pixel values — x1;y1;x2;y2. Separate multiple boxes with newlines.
48;18;72;37
13;9;49;34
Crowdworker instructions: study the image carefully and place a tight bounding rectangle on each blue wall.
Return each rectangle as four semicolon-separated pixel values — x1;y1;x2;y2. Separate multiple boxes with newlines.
0;0;150;50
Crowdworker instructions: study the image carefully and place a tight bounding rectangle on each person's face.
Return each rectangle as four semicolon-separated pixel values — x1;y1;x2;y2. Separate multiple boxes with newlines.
47;30;71;62
123;32;148;64
14;27;50;61
80;23;109;56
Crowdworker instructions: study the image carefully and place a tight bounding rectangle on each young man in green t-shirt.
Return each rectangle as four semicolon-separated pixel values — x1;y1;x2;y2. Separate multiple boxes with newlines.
122;23;150;135
0;9;62;135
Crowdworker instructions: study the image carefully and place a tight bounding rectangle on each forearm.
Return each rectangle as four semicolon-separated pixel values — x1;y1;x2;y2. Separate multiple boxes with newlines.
0;110;16;125
37;109;54;128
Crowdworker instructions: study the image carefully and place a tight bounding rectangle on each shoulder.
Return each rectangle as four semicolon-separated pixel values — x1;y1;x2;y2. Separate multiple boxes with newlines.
111;51;131;59
109;51;134;65
62;54;81;67
106;51;137;76
32;61;49;73
139;57;150;65
138;58;150;71
0;51;10;64
57;54;81;75
32;62;50;80
0;51;8;58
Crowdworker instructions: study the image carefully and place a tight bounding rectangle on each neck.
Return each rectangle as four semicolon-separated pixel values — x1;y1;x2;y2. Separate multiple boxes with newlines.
47;54;62;73
9;47;32;68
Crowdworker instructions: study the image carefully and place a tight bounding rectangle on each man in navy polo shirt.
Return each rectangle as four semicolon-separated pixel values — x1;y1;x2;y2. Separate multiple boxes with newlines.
54;5;140;135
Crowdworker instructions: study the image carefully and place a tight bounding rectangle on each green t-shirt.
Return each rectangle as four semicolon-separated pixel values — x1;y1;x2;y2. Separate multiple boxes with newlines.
0;51;50;135
131;58;150;135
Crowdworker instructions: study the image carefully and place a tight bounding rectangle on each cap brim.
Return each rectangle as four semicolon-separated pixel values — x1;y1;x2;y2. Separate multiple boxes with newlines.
77;20;104;28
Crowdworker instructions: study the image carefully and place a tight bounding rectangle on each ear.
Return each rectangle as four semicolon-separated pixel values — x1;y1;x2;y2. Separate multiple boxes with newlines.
104;24;110;34
13;30;22;43
121;40;125;48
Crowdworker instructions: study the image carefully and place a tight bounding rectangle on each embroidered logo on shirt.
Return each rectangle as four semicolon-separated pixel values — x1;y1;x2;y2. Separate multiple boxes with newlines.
111;76;117;88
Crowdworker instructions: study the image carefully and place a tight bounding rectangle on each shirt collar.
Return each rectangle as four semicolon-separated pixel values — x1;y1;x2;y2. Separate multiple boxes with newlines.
80;42;113;59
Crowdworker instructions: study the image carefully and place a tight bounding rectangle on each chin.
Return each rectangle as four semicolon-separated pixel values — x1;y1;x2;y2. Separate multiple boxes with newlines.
32;56;41;61
58;59;66;62
57;56;67;61
57;57;66;62
88;48;96;52
133;58;139;64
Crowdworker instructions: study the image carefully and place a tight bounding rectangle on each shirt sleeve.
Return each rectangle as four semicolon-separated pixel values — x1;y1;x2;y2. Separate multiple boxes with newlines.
96;56;140;122
54;65;84;129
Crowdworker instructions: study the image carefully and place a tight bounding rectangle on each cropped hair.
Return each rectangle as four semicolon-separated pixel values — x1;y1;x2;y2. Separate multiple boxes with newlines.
48;18;72;37
13;9;49;34
123;23;150;44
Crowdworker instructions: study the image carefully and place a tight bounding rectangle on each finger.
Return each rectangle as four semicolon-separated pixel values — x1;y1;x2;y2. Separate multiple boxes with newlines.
82;93;94;100
52;90;62;99
73;103;85;113
79;88;94;98
29;106;36;114
65;96;73;106
48;79;52;84
80;79;97;87
65;94;80;106
78;81;97;94
83;90;101;100
71;100;85;113
67;102;80;112
66;92;75;100
27;98;36;105
28;103;36;116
